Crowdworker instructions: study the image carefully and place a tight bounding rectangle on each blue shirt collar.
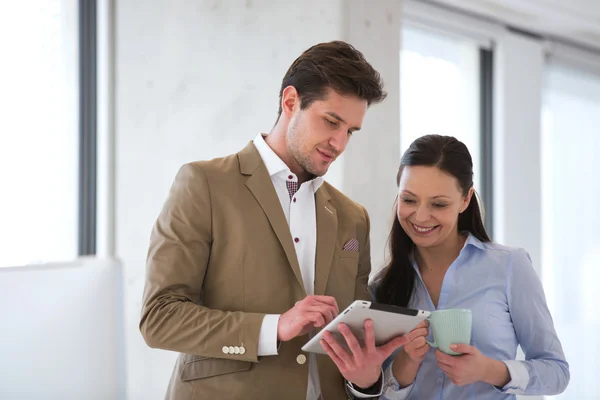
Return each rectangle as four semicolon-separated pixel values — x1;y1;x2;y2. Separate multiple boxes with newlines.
464;231;486;250
409;232;486;273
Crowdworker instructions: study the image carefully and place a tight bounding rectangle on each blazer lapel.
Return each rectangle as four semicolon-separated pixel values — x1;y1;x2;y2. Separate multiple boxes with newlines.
314;185;338;296
239;143;306;295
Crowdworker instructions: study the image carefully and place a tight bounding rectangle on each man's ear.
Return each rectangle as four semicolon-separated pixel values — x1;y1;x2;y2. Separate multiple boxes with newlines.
281;86;299;118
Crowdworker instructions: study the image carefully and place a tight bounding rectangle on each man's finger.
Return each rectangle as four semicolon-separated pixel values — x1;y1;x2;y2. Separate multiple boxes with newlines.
363;319;377;353
308;296;340;314
338;323;363;360
378;334;408;358
304;312;325;328
304;301;339;321
320;339;346;371
322;331;352;366
302;306;334;324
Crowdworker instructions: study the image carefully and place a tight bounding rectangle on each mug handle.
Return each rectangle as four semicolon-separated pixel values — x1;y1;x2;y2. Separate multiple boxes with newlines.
425;315;437;348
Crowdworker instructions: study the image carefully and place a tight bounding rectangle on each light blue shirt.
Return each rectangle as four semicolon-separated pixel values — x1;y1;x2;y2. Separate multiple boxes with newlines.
377;233;570;400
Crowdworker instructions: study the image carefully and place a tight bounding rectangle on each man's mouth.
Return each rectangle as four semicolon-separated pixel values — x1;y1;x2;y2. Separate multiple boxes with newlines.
317;149;334;163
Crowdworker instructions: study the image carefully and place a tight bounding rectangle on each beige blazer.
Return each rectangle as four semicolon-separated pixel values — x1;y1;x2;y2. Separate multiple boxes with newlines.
140;141;372;400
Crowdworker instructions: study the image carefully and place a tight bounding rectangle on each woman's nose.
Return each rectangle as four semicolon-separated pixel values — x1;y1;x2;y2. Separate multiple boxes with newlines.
414;204;430;222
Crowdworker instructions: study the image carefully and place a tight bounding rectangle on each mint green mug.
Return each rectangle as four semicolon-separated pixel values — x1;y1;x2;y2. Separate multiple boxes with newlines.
426;309;472;355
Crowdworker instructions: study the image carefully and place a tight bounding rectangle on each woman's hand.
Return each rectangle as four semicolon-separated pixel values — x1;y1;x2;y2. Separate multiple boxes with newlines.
402;320;430;364
391;320;430;388
434;344;511;387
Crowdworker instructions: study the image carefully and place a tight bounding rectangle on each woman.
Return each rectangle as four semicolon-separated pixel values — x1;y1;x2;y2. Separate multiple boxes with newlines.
373;135;569;399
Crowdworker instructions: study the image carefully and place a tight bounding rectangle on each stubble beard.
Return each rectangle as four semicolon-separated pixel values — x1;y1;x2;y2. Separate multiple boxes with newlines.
287;121;324;178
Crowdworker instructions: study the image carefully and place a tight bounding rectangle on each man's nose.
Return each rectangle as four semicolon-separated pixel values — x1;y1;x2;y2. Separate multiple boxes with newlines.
328;129;348;154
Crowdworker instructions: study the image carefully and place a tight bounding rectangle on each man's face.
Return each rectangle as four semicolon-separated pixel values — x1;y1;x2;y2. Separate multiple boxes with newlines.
286;88;368;177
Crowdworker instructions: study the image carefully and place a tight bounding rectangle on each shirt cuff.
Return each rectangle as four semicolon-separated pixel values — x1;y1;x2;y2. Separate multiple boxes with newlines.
257;314;280;356
495;360;530;394
381;360;414;400
346;368;383;398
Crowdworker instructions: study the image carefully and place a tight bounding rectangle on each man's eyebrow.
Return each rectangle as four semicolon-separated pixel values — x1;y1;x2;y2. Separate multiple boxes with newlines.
325;111;361;131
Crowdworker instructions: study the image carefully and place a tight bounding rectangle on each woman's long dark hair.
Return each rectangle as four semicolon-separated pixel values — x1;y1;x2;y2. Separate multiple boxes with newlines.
374;135;491;307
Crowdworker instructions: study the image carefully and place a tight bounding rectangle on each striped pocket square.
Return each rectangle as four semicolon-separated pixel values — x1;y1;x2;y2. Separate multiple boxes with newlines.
342;238;359;252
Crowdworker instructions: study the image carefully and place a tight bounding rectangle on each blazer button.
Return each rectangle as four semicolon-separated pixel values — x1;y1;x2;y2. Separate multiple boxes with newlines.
222;346;229;354
239;346;246;355
228;346;235;354
234;346;240;354
296;354;307;365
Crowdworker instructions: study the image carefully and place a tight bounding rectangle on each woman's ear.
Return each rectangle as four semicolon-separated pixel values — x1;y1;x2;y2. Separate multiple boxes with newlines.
460;187;475;214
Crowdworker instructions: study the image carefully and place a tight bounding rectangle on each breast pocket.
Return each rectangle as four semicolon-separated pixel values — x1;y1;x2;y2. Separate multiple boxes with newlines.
339;250;360;260
327;250;360;308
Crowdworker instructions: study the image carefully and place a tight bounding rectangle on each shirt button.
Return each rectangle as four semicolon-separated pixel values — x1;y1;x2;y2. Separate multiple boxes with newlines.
293;198;296;202
437;377;443;384
288;175;293;180
294;237;299;243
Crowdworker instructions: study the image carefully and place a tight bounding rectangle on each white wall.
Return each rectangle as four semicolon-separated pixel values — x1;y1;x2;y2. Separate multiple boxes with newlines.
0;258;125;400
114;1;403;398
343;0;402;273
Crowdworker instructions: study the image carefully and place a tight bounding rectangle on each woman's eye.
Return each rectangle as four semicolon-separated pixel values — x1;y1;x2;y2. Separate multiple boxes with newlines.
401;198;416;204
325;119;338;127
433;203;448;209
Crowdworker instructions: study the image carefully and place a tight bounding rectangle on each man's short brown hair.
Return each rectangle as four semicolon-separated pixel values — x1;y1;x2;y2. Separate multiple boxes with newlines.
277;41;387;117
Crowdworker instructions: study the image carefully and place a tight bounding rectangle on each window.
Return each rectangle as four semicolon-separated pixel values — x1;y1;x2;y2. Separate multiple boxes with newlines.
0;1;86;267
400;25;493;230
541;63;600;398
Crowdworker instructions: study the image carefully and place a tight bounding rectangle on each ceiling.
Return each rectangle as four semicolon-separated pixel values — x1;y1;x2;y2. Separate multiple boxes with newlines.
428;0;600;51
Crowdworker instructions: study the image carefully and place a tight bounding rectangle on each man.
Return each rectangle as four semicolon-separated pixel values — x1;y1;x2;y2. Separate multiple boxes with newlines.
140;41;407;400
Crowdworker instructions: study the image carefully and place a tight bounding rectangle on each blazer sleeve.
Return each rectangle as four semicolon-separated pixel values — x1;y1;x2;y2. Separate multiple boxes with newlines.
354;206;373;302
139;163;265;362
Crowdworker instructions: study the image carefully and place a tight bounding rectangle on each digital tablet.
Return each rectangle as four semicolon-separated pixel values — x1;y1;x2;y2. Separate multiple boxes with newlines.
301;300;431;355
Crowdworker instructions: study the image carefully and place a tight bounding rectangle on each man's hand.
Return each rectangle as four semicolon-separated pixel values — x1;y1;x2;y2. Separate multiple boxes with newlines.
277;295;339;342
320;319;409;389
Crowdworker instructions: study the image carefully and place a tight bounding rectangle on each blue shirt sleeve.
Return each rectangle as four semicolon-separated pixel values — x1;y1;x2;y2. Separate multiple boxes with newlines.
497;248;570;395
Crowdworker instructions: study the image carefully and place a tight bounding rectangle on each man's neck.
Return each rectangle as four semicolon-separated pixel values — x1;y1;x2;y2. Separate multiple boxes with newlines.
264;130;312;184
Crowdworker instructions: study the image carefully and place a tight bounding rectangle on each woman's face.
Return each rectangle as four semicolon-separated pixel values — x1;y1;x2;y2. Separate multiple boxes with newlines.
397;166;473;249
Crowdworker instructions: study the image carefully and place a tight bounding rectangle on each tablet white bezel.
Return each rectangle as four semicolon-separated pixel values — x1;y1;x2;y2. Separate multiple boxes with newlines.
301;300;431;355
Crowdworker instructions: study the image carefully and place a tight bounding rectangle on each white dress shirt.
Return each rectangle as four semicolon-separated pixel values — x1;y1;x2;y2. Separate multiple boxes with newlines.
253;134;379;400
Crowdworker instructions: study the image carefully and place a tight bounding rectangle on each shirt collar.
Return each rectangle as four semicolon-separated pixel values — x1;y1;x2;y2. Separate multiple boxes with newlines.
253;133;289;177
409;232;485;273
253;133;324;192
464;232;486;250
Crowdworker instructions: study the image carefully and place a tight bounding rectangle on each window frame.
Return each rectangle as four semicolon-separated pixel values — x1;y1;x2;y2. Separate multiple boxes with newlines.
78;0;97;256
